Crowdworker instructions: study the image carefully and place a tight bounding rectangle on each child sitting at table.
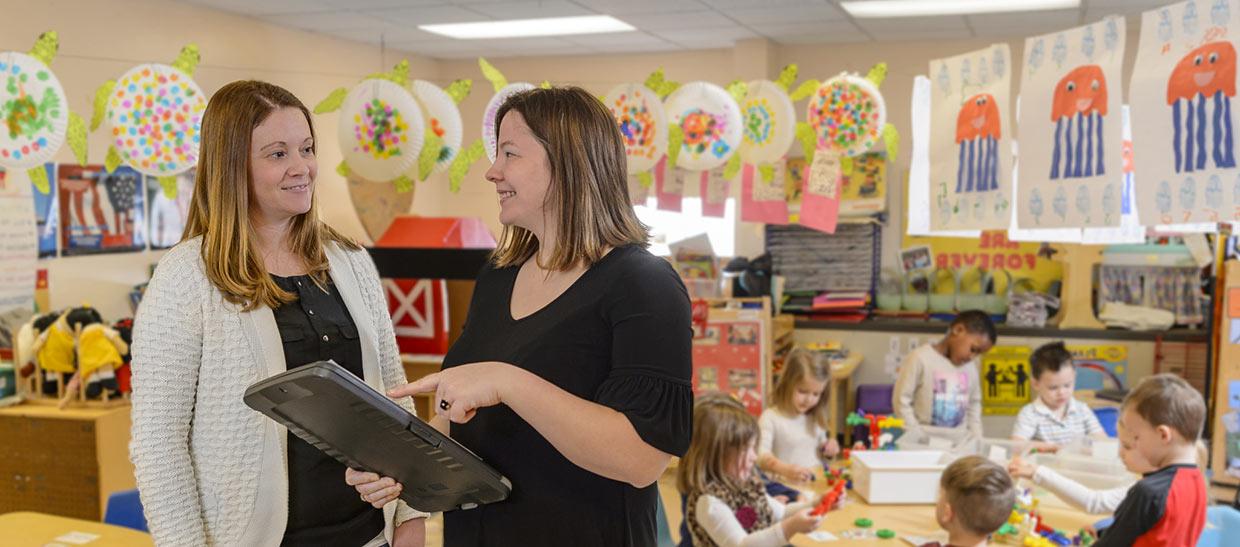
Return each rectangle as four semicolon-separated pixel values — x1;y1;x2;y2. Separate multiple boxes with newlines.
757;348;840;484
894;310;996;443
929;455;1016;547
678;396;840;546
1011;342;1107;452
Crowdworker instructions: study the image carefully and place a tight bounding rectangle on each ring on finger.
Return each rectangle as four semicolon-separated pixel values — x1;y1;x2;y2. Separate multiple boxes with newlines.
439;399;452;411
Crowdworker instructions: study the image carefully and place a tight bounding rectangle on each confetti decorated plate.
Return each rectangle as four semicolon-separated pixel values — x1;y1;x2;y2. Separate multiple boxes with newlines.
805;73;886;157
337;78;425;183
664;81;742;171
604;83;668;174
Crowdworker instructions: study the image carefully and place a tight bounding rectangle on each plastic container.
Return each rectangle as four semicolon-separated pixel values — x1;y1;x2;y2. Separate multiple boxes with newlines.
927;268;957;314
877;269;904;311
902;270;929;312
850;450;952;504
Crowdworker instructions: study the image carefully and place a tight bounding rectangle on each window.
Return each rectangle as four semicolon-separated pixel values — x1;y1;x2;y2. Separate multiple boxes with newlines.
633;196;736;257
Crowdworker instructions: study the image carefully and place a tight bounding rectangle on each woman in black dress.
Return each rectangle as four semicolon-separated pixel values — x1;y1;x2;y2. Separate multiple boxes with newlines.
349;86;693;546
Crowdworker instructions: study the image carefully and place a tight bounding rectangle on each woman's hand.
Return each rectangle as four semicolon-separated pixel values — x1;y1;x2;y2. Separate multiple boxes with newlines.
389;362;515;424
783;463;817;484
346;468;402;508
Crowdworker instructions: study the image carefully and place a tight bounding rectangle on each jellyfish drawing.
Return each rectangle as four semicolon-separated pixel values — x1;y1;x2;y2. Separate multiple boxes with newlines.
1104;18;1120;54
1168;42;1237;173
1207;174;1223;206
961;58;972;87
1075;185;1091;220
1233;172;1240;203
1050;65;1108;180
1052;34;1068;68
1184;2;1200;35
1157;180;1173;214
1053;186;1068;220
1029;188;1045;223
1102;184;1117;221
937;182;953;221
973;196;986;220
978;55;990;85
1181;176;1197;210
1213;0;1231;26
1029;39;1045;71
955;93;1001;192
993;47;1007;78
958;196;969;218
1158;9;1174;42
1082;26;1096;59
937;63;951;94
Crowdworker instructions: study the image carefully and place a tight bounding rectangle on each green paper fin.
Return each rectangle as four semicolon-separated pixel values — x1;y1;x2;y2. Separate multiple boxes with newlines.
393;175;413;193
91;80;116;132
67;112;87;165
841;156;854;176
796;122;816;163
790;79;819;102
775;64;798;92
389;60;410;87
446;79;472;104
29;31;58;66
725;80;747;105
314;87;348;114
759;163;776;183
644;70;665;94
172;44;201;76
667;124;684;169
104;146;121;174
866;62;889;88
882;123;900;162
723;153;742;180
336;161;351;178
418;129;444;181
448;139;485;193
28;166;50;194
479;58;508;93
157;176;178;199
659;80;681;99
539;80;551;89
637;171;653;189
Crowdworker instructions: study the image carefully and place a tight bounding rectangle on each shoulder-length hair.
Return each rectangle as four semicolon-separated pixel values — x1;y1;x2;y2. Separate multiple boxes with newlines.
491;86;648;270
771;348;832;433
183;80;358;311
676;397;759;496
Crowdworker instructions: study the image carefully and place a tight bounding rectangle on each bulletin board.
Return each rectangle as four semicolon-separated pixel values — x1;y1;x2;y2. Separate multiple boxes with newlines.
1213;260;1240;486
692;298;771;417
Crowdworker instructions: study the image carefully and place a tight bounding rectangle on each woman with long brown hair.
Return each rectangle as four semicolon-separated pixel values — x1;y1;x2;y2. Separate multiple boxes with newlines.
350;86;693;546
129;80;425;546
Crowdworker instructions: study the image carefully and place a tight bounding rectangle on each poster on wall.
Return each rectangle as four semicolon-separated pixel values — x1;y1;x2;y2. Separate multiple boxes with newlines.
58;164;146;255
902;230;1064;293
1068;345;1128;390
982;346;1033;416
930;44;1014;230
31;164;57;258
1131;0;1240;224
693;319;766;417
840;152;887;215
785;156;807;221
1018;17;1127;228
147;170;193;249
0;167;38;347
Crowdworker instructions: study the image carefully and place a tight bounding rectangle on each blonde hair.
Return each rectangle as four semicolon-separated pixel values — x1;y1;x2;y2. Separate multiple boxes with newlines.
772;348;831;432
1121;373;1206;442
677;397;759;496
183;80;358;311
490;86;648;271
940;455;1016;536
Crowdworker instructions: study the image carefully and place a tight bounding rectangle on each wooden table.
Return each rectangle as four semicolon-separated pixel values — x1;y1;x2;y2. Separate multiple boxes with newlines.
786;471;1098;545
0;512;153;547
828;353;863;440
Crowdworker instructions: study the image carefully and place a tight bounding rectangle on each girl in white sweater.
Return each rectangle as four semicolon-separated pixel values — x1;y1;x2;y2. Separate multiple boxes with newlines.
757;348;840;483
129;80;424;547
679;395;839;547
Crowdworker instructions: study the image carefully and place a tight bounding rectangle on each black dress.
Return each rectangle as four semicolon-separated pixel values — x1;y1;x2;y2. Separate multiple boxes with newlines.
271;274;385;547
442;244;694;547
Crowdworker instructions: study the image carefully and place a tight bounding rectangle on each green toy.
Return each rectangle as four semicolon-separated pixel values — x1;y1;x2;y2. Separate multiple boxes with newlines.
854;518;872;528
876;528;895;539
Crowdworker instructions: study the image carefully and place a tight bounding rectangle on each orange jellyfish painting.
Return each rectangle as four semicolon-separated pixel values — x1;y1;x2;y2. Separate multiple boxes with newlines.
1167;41;1236;173
1050;65;1107;180
955;93;1001;192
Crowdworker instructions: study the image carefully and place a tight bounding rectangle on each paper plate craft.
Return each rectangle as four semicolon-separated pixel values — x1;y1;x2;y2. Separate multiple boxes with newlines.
739;79;796;165
1;32;87;192
483;82;535;162
664;81;742;171
605;83;668;174
412;79;466;175
92;45;206;187
805;72;886;157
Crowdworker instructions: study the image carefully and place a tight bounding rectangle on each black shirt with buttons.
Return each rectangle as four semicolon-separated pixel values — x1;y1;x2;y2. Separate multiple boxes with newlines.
271;273;385;547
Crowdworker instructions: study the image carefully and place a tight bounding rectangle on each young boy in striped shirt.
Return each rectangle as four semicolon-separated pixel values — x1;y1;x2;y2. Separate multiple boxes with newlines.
1011;342;1107;452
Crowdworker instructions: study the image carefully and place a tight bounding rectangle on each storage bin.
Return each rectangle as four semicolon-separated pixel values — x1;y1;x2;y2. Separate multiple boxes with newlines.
850;450;952;504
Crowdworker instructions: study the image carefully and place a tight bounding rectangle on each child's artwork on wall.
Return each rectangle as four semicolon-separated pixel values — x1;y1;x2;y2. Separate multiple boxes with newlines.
693;318;766;417
30;164;56;258
785;156;807;221
665;81;742;172
930;44;1014;230
1018;18;1126;228
841;151;888;215
58;164;145;255
147;169;193;249
1132;0;1240;224
1068;345;1128;391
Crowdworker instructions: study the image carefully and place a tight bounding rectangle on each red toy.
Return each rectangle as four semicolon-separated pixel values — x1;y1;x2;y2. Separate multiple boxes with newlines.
811;481;846;516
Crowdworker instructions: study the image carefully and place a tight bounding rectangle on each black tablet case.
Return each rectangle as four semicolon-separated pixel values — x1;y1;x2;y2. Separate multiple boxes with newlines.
243;360;511;513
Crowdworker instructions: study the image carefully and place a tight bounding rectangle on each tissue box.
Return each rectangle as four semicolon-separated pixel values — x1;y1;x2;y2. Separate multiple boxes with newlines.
850;450;952;504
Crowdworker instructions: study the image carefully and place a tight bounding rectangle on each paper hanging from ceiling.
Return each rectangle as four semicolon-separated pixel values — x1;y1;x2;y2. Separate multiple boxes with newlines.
1017;17;1127;229
664;82;742;171
929;44;1014;231
1131;0;1239;225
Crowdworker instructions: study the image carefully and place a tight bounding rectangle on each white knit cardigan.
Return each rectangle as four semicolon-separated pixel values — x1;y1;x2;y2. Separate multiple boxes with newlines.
129;236;425;546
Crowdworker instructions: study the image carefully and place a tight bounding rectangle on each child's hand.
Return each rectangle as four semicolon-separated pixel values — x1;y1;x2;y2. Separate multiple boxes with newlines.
773;494;791;504
852;440;866;451
1007;455;1038;480
781;508;824;537
785;464;817;483
821;438;841;459
1030;441;1060;454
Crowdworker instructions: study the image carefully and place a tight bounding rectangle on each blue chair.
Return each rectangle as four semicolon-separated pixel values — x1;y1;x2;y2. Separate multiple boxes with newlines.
1197;505;1240;546
1092;407;1119;438
104;489;147;532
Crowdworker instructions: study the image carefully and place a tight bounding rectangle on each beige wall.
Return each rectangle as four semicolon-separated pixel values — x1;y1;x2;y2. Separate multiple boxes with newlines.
2;0;436;320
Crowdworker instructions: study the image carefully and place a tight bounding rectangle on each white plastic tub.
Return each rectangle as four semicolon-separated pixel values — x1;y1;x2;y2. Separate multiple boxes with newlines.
850;450;952;504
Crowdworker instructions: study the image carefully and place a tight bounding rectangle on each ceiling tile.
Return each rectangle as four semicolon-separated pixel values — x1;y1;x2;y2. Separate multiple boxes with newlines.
653;26;759;44
967;9;1081;29
464;1;597;19
775;31;871;45
865;28;975;41
699;0;830;9
180;0;337;16
326;26;444;44
855;15;971;34
720;4;846;25
1086;0;1171;8
570;0;707;16
258;11;391;31
561;31;672;47
749;20;863;37
612;11;738;31
358;5;484;25
315;0;449;9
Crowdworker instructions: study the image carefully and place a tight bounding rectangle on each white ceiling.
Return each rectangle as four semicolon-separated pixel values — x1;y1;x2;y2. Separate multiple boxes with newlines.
177;0;1174;59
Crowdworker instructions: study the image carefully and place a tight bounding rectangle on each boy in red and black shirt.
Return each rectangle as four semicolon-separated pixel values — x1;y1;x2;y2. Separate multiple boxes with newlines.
1096;374;1207;547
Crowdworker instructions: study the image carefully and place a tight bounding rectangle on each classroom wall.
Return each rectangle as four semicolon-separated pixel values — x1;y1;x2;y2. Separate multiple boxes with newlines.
1;0;436;321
